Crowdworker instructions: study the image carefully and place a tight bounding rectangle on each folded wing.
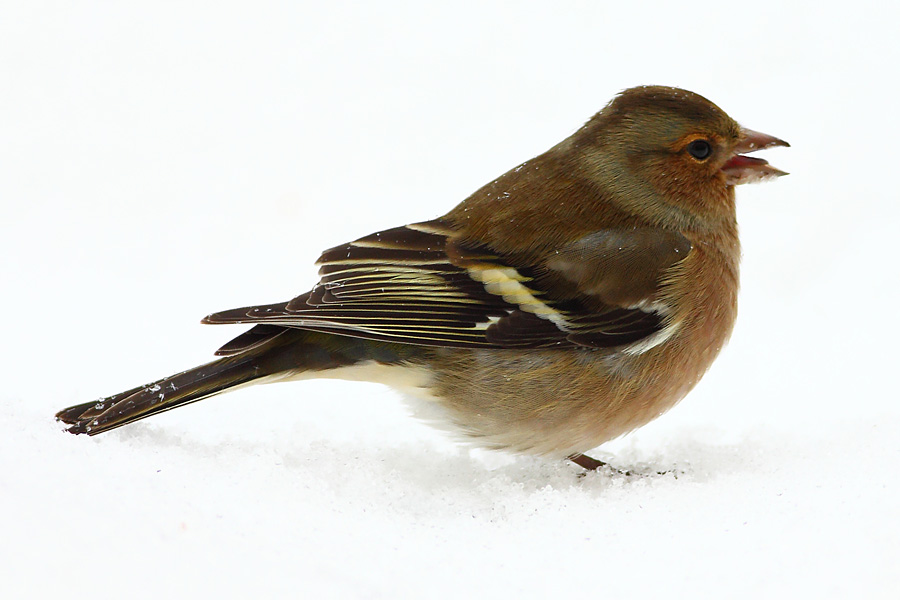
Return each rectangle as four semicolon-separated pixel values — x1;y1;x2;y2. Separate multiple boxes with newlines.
203;219;691;354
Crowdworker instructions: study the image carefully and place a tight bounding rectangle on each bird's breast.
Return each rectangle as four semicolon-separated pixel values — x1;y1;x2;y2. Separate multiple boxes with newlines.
417;224;741;457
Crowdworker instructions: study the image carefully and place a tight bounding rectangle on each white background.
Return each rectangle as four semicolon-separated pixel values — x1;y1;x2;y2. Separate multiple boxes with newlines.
2;2;898;598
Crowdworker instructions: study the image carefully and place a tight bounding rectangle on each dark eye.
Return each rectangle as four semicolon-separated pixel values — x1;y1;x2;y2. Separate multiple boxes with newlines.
687;139;712;160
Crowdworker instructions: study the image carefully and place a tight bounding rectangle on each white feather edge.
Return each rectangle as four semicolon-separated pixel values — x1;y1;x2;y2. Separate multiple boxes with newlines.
620;300;682;355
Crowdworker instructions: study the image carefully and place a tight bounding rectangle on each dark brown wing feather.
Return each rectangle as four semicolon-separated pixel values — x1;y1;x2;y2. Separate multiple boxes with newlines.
203;219;691;351
213;324;290;356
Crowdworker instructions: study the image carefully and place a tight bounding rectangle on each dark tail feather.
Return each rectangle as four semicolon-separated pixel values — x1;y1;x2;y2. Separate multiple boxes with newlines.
56;353;270;435
56;381;167;425
56;328;423;435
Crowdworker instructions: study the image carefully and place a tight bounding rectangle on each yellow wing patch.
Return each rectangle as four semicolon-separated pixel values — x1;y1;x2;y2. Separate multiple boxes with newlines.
466;266;569;330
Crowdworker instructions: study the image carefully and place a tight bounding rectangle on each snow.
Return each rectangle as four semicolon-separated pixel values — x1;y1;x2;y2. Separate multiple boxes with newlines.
1;2;898;598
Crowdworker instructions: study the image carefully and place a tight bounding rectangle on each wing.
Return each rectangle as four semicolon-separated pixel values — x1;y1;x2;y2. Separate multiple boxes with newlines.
202;219;691;353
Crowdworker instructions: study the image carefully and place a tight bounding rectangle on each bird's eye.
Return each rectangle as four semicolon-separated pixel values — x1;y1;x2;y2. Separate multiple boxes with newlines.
687;139;712;160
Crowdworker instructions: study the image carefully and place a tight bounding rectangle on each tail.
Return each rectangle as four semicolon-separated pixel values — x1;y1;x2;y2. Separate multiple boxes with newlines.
56;354;270;434
57;328;420;435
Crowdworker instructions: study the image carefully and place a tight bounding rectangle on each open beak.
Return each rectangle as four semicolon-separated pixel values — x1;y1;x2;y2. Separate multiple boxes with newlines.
721;127;790;185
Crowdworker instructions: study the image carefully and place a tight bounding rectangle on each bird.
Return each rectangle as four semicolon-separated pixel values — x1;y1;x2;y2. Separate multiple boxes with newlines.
56;85;789;471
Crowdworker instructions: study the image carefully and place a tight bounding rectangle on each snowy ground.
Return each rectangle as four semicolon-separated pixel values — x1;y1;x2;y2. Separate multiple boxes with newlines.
2;2;898;598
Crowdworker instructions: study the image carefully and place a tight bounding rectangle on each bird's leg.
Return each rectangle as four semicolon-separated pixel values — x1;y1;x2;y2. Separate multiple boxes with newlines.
568;453;606;470
568;453;634;476
569;453;679;478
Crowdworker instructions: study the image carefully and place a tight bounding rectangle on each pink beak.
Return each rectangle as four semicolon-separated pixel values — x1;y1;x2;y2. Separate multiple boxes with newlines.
721;128;790;185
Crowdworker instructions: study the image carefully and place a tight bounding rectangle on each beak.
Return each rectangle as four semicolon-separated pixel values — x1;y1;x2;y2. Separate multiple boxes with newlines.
721;127;790;185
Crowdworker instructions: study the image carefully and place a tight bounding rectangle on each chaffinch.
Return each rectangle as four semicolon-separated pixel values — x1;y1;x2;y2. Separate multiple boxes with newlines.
57;86;788;471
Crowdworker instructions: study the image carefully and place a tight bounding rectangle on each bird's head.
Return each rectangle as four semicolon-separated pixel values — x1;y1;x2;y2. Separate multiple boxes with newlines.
574;86;789;227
